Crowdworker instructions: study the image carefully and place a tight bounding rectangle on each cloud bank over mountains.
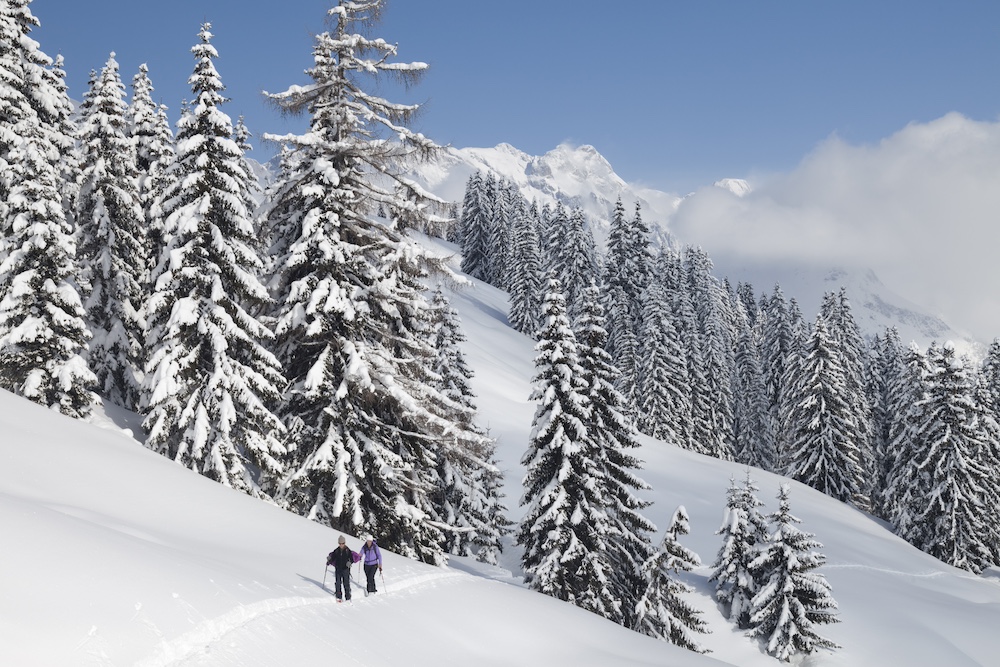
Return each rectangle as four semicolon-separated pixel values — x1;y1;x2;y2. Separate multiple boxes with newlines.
672;113;1000;343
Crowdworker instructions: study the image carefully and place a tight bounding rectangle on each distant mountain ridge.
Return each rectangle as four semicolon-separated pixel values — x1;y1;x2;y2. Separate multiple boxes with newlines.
409;142;979;352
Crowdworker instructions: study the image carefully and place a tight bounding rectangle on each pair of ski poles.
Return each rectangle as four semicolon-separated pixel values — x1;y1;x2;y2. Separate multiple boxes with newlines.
322;561;386;593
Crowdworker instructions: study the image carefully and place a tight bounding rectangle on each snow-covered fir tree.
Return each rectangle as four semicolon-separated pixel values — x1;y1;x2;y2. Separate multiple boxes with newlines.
127;63;174;281
76;53;146;410
636;280;691;447
746;484;840;661
427;285;511;562
506;198;543;336
684;247;735;460
634;506;710;653
142;24;285;498
0;121;97;417
574;281;655;627
458;171;491;282
518;277;618;621
979;338;1000;422
783;317;866;506
710;471;768;629
485;178;513;288
820;289;873;508
905;343;997;573
884;342;931;541
264;1;461;564
732;306;775;470
869;328;903;519
0;0;97;418
36;53;79;222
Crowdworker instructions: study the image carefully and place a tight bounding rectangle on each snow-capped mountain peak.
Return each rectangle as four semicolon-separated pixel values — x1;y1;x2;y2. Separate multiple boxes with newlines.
714;177;752;197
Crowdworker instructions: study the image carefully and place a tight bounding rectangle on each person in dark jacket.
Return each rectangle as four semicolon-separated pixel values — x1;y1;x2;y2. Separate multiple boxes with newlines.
360;534;383;594
327;535;357;602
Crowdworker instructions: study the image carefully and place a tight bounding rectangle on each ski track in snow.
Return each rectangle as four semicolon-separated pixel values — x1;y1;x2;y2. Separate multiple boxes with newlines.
824;562;984;582
135;569;463;667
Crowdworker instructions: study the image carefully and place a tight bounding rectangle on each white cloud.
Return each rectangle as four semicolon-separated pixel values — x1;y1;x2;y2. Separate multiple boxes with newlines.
671;112;1000;342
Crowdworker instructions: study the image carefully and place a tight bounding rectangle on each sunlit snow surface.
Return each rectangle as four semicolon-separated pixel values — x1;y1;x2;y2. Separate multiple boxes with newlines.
2;233;999;666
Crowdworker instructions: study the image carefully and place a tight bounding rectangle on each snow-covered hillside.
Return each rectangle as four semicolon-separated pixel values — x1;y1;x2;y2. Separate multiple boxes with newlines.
4;231;1000;666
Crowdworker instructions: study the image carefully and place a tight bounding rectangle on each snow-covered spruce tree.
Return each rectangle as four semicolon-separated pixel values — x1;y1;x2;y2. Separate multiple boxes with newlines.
264;1;460;564
604;281;639;412
636;280;691;447
684;246;735;460
906;343;996;573
0;125;97;417
561;207;598;321
884;342;931;542
518;277;619;621
127;63;175;281
37;54;79;222
783;317;866;506
506;197;543;337
458;171;490;281
634;506;710;653
746;484;840;661
0;0;96;417
142;24;285;498
574;281;655;627
427;285;511;562
485;178;513;289
732;308;775;471
76;53;147;411
980;338;1000;421
710;471;768;628
869;328;904;519
820;289;873;508
604;198;650;334
672;278;713;456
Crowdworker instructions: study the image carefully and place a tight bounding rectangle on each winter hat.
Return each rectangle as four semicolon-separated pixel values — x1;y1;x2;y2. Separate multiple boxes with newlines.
364;534;374;543
338;535;346;545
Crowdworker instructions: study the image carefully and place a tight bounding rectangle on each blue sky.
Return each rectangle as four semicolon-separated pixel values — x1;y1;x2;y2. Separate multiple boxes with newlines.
33;0;1000;193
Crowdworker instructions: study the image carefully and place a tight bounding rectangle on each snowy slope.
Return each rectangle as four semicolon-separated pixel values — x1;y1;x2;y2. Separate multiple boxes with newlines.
0;389;723;667
3;233;1000;666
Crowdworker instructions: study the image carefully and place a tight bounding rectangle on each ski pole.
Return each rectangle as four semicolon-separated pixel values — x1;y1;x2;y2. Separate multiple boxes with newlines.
380;568;387;594
322;564;328;589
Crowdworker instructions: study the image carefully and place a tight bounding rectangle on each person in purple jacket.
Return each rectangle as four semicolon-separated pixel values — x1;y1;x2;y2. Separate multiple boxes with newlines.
360;534;383;595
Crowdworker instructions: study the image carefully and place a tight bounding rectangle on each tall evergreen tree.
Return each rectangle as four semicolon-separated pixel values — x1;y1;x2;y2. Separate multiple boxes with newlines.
76;53;146;410
265;2;459;564
784;317;866;506
636;281;691;447
733;307;775;470
575;281;655;626
907;343;996;573
506;198;543;336
518;277;618;621
634;506;710;652
128;63;175;282
458;171;491;281
747;484;840;661
142;25;285;498
0;123;97;417
884;342;931;541
0;0;96;417
820;289;873;507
